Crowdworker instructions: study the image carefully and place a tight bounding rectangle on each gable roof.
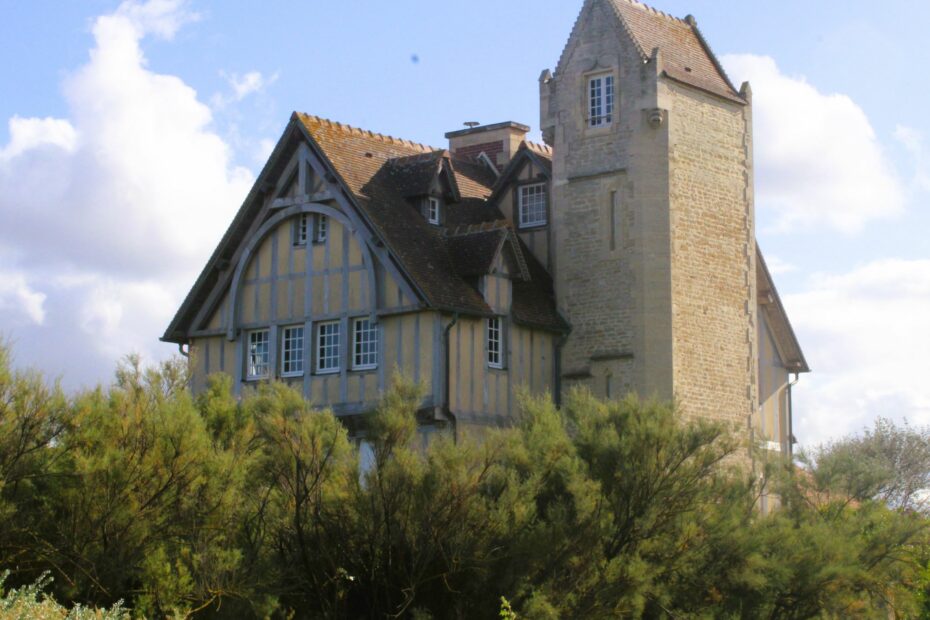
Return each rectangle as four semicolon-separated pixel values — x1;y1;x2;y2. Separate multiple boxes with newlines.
162;113;569;343
295;114;565;331
757;248;810;373
489;141;553;205
558;0;743;104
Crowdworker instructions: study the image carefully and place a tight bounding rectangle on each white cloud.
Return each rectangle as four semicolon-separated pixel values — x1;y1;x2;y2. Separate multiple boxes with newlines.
723;54;904;235
114;0;199;40
0;116;77;161
894;125;930;192
212;70;279;108
0;0;253;386
786;259;930;447
762;254;796;276
0;270;47;326
254;138;276;164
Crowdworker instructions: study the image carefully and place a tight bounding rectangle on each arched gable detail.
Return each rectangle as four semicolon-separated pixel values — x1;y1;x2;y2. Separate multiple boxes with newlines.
226;202;378;340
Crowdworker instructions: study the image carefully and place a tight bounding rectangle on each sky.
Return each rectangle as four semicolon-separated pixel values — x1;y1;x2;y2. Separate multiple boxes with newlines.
0;0;928;448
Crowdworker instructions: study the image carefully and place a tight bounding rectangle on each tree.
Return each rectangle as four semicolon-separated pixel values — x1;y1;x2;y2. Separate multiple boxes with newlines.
804;417;930;512
1;338;928;618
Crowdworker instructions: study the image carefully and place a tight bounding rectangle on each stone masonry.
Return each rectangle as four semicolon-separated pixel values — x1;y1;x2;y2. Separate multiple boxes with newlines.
541;0;757;428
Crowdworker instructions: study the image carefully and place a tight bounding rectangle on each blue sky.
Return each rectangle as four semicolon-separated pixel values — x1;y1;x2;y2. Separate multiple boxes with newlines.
1;0;928;447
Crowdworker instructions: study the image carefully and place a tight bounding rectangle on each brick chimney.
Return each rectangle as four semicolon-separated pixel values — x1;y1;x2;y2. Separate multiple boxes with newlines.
445;121;530;171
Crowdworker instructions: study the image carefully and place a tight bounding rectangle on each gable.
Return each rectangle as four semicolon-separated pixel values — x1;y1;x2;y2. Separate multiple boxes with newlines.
162;118;423;343
554;0;742;104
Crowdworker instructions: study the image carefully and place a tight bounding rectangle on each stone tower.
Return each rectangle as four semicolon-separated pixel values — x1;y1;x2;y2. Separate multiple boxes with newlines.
540;0;758;427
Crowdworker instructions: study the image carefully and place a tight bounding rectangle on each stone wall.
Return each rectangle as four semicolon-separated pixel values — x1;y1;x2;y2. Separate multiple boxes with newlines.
544;0;757;427
664;80;756;427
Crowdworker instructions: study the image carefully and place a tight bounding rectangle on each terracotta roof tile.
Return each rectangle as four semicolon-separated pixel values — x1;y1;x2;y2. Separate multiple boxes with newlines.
295;113;566;331
607;0;743;103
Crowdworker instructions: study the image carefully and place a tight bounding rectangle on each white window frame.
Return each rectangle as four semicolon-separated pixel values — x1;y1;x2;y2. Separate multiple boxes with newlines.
295;214;309;246
487;317;503;369
427;197;440;225
518;183;547;228
315;214;328;243
280;325;305;377
316;321;341;374
588;73;614;127
352;317;379;370
246;329;270;380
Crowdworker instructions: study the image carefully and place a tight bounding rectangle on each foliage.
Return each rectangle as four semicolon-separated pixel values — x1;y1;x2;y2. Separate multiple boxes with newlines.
803;416;930;512
0;340;928;618
0;571;128;619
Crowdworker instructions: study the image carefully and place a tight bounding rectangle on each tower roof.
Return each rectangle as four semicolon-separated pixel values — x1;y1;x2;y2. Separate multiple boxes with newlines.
556;0;743;103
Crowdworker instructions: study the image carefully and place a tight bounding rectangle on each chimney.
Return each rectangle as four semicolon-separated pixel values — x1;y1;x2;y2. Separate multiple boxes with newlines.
445;121;530;171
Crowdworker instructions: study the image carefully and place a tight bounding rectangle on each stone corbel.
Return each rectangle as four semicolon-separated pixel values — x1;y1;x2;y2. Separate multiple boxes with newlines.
646;108;666;128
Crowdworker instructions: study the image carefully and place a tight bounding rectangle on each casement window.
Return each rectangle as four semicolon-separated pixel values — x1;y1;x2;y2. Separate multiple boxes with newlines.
316;321;341;374
295;214;309;245
427;197;440;225
315;214;328;243
246;329;270;379
487;317;503;369
281;325;305;377
352;318;379;370
588;73;614;127
518;183;547;227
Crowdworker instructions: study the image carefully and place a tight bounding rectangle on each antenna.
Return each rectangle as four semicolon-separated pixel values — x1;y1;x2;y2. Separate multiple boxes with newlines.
463;121;480;129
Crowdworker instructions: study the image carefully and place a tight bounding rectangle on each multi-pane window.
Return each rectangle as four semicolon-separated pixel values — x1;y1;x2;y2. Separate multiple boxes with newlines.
487;317;503;369
589;74;614;127
427;197;440;225
295;214;309;245
246;329;270;379
316;321;341;373
353;318;379;370
315;214;328;243
281;325;305;377
518;183;547;227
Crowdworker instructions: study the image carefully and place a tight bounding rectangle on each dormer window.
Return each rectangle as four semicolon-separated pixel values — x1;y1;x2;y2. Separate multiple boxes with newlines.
427;197;441;225
518;183;547;228
588;73;614;127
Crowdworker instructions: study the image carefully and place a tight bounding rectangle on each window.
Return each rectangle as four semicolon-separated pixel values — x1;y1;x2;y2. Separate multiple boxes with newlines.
352;318;379;370
281;325;305;377
316;321;341;373
427;197;440;225
518;183;547;227
246;329;270;379
588;74;614;127
315;214;328;243
295;214;309;245
487;317;503;369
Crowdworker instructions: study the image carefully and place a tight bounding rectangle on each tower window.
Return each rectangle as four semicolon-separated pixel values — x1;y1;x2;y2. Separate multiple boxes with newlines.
427;197;441;225
589;74;614;127
518;183;547;228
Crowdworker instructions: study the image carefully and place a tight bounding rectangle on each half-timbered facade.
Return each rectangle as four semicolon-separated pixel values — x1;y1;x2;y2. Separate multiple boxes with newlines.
164;0;809;452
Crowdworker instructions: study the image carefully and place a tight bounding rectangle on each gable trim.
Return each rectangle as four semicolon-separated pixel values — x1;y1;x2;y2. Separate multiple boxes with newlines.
225;203;378;341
